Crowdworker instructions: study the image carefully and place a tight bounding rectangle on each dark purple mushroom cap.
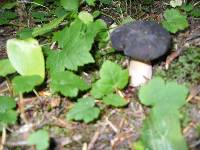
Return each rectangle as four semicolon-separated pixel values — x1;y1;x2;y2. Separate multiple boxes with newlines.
110;20;171;61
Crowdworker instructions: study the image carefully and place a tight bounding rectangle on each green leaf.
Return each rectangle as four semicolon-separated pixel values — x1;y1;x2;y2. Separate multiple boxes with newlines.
50;71;90;97
0;11;17;25
17;28;33;39
0;110;17;125
12;75;43;94
162;9;188;33
91;61;129;98
0;96;17;125
1;2;17;9
190;8;200;17
60;0;79;11
139;78;188;111
0;59;16;77
102;94;128;107
0;96;16;113
78;11;94;24
86;0;96;6
32;14;67;37
138;78;188;150
6;38;45;82
141;113;188;150
28;130;49;150
67;97;100;123
47;19;106;72
181;3;194;12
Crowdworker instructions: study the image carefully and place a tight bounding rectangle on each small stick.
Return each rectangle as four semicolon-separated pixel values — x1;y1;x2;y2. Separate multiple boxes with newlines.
0;126;6;150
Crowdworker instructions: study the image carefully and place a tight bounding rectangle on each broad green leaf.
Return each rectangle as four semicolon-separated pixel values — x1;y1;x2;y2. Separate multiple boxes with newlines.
141;113;188;150
102;94;128;107
17;28;33;39
6;38;45;81
0;96;17;125
181;3;194;12
86;0;96;6
78;11;94;24
190;8;200;17
28;130;49;150
47;19;106;72
67;97;100;123
32;14;67;37
12;75;43;94
60;0;79;11
162;9;188;33
50;71;90;97
138;78;188;150
91;61;129;98
1;2;17;9
0;11;17;25
0;96;16;113
139;77;188;111
0;59;16;77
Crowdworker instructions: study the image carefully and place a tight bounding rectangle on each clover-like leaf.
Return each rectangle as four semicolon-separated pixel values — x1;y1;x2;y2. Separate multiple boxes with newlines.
162;9;188;33
0;59;16;77
12;75;43;94
141;113;188;150
102;94;128;107
50;71;90;97
0;96;16;113
28;130;49;150
67;97;100;123
139;77;188;111
86;0;96;6
47;18;106;73
0;96;17;125
138;78;188;150
60;0;79;11
6;38;45;82
91;61;129;98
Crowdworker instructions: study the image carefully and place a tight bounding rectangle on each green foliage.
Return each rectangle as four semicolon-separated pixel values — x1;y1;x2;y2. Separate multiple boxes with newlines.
162;9;188;33
91;60;129;99
32;14;67;37
85;0;96;6
6;38;45;82
47;16;106;72
28;130;49;150
0;59;16;77
102;94;128;107
50;71;90;97
100;0;112;5
0;11;17;25
0;96;17;126
12;75;43;94
155;47;200;84
0;2;16;9
78;11;94;24
60;0;79;11
67;97;100;123
138;78;188;150
190;8;200;17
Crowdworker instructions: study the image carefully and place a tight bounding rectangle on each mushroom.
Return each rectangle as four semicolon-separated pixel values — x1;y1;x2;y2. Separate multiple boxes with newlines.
110;20;171;87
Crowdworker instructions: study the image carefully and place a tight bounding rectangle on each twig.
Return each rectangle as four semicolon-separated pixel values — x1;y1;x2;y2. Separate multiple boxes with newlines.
19;93;29;124
0;126;6;150
105;117;119;133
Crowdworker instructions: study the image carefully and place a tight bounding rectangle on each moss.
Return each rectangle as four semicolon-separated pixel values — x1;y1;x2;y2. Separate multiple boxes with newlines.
155;47;200;84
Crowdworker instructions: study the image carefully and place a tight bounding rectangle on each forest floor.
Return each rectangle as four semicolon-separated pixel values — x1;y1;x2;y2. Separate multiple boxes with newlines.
0;0;200;150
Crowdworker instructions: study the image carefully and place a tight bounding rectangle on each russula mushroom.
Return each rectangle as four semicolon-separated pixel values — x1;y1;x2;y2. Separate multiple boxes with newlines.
110;20;171;87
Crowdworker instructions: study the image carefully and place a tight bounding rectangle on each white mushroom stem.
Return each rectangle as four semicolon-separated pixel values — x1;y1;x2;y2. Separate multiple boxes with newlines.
128;60;152;87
